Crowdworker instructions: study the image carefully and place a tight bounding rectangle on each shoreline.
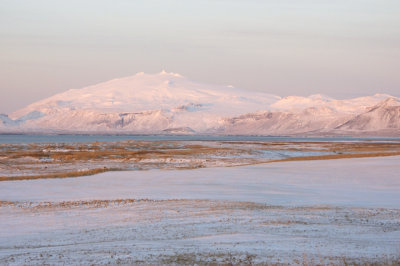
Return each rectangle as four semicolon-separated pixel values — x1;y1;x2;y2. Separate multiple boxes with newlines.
2;140;400;181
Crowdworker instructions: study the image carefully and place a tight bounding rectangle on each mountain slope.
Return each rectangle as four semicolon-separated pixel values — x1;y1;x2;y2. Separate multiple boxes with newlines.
7;71;279;133
335;98;400;132
218;108;352;135
2;72;400;136
10;71;278;119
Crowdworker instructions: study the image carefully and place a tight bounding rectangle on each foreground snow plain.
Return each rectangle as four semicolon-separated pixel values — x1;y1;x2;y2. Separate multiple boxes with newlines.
1;156;400;264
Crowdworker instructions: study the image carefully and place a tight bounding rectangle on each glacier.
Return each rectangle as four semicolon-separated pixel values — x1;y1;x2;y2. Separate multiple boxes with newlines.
2;71;399;136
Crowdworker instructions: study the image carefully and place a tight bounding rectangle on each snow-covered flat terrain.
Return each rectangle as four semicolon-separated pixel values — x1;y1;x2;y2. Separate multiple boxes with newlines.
1;156;400;264
1;156;400;208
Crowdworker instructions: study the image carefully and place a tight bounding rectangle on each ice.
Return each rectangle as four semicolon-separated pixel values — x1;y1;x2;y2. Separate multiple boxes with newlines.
1;156;399;207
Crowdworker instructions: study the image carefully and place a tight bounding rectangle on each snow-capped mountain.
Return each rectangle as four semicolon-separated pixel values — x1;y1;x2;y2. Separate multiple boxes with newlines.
1;71;399;136
335;98;400;133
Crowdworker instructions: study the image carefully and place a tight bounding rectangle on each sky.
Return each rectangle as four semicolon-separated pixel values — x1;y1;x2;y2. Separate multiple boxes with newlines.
1;0;399;114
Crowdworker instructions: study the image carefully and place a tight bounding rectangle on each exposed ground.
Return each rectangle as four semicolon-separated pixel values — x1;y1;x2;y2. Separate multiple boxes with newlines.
2;140;400;181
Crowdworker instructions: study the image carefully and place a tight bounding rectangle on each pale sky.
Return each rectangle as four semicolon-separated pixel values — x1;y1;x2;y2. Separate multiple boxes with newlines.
1;0;399;114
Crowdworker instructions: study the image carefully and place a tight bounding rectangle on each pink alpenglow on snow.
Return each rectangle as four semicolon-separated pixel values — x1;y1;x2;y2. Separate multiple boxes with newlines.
1;72;399;136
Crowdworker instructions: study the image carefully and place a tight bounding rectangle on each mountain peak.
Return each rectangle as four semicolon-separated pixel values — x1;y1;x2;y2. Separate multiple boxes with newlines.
9;72;279;126
159;70;182;77
308;94;332;101
3;72;400;136
133;70;183;78
371;97;400;110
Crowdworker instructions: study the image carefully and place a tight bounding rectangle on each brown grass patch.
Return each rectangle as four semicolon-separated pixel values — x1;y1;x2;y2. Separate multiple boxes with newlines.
1;140;400;181
0;167;114;182
271;151;400;163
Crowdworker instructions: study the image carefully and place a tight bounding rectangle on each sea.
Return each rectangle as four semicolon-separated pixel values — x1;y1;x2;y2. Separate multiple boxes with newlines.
0;134;399;144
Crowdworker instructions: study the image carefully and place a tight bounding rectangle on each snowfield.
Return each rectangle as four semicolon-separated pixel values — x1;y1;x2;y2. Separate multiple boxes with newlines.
1;156;400;264
1;71;399;136
1;156;400;208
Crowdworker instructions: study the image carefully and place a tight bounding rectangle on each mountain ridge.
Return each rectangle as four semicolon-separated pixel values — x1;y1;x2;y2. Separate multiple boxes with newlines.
2;71;399;136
